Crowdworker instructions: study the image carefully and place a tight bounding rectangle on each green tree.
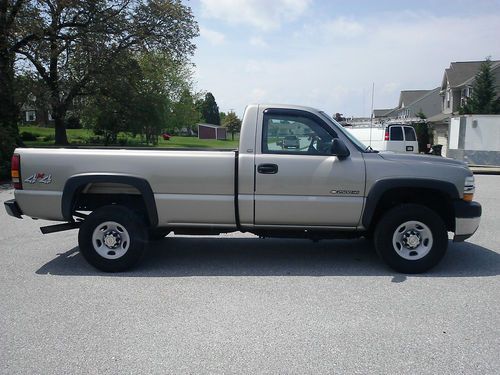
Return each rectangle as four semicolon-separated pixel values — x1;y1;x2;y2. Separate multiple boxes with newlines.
222;111;241;141
170;89;201;134
199;92;220;125
461;57;499;114
219;111;227;123
10;0;198;145
82;52;198;145
413;110;432;153
0;0;31;179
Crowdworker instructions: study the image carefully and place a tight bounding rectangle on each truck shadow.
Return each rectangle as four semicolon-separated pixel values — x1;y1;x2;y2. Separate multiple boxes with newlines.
36;237;500;279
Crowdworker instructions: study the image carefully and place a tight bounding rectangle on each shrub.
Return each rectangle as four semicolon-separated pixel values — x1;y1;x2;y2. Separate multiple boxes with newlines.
20;131;38;141
66;116;82;129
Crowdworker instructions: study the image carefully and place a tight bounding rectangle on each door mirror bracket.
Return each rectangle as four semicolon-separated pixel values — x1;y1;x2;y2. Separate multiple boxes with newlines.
331;138;350;159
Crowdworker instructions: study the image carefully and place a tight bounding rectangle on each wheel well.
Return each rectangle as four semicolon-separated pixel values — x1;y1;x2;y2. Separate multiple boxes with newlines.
63;178;158;227
367;187;455;232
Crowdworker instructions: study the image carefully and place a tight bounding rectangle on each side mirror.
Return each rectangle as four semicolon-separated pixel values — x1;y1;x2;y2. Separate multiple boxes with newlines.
331;138;350;159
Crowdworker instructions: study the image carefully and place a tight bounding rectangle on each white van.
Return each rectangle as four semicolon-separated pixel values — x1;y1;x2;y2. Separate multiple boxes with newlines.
345;124;419;153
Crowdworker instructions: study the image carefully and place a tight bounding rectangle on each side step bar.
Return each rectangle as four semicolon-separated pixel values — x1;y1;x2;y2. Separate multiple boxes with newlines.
40;222;81;234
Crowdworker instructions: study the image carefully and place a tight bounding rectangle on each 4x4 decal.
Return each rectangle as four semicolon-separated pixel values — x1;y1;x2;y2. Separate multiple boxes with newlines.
24;173;52;184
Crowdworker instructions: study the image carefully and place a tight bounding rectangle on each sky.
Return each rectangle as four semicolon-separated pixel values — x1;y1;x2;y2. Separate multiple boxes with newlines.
189;0;500;118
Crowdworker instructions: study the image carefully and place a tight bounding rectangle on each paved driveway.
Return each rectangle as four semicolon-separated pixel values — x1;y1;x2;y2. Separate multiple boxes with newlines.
0;176;499;374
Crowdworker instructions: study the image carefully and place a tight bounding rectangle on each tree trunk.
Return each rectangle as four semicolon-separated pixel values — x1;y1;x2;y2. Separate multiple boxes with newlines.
53;109;68;145
0;28;21;177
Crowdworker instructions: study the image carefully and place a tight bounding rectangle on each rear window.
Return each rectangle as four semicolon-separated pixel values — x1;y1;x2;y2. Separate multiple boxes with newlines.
390;126;403;141
404;127;416;141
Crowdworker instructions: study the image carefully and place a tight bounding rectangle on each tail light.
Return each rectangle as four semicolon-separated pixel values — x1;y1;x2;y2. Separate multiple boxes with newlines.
11;154;22;190
384;129;390;141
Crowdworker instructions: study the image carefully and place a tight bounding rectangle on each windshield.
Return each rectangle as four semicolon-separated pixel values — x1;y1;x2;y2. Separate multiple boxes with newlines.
318;111;368;151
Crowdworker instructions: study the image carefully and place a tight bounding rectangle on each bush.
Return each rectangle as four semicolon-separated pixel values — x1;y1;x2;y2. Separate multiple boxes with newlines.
66;116;82;129
41;135;55;142
20;131;38;141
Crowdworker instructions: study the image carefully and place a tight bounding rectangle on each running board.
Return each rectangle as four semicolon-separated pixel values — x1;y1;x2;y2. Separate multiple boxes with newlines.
40;222;81;234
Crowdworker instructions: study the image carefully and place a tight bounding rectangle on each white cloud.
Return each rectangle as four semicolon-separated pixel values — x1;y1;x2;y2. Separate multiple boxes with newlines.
194;12;500;116
324;17;365;38
200;0;311;31
249;36;268;47
250;88;268;102
199;26;225;45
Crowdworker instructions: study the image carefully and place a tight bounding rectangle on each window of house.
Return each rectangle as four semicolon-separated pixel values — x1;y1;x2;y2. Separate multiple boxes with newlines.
262;113;336;155
446;90;450;108
26;111;36;122
390;126;403;141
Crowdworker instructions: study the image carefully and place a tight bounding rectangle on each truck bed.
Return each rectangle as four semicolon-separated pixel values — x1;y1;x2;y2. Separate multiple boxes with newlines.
15;148;238;226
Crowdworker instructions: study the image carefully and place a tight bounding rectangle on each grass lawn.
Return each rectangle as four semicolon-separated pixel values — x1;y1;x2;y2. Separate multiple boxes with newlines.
19;126;239;149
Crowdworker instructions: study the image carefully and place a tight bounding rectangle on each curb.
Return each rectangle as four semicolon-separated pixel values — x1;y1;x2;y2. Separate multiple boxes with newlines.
469;166;500;175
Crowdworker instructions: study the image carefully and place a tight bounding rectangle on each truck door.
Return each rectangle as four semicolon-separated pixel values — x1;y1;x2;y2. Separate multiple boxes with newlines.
253;109;365;227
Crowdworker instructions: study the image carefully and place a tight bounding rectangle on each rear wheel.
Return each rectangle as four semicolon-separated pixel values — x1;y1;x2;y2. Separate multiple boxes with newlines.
78;205;148;272
374;204;448;273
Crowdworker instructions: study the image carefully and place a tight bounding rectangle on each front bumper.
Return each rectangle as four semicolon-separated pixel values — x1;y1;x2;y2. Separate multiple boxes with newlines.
453;201;481;242
4;199;23;219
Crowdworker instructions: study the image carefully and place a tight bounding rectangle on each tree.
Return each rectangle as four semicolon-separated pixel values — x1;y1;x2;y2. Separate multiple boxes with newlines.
413;110;432;153
222;111;241;141
461;57;499;114
82;51;198;144
199;92;220;125
169;89;201;134
10;0;198;144
0;0;30;179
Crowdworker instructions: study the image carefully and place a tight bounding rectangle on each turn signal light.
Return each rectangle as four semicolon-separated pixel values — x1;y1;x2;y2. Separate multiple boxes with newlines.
463;193;474;202
384;129;389;141
11;154;22;190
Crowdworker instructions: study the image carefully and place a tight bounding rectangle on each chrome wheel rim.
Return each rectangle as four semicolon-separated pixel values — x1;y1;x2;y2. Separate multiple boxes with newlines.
92;221;130;259
392;221;433;260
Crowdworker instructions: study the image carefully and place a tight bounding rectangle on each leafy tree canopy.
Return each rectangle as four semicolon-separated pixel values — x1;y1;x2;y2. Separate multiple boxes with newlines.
461;57;499;114
222;111;241;140
199;92;220;125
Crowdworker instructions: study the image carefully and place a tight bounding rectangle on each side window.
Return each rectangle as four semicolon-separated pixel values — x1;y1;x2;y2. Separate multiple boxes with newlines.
262;113;335;155
404;126;416;141
390;126;403;141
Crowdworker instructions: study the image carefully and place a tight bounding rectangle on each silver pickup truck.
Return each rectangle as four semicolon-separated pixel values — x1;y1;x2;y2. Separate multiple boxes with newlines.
4;104;481;273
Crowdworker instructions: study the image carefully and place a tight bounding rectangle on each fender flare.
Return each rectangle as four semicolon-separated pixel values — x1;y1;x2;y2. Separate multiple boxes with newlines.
362;178;459;228
62;174;158;227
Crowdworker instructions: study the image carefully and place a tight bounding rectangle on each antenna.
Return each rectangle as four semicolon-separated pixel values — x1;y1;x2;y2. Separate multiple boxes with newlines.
369;83;374;146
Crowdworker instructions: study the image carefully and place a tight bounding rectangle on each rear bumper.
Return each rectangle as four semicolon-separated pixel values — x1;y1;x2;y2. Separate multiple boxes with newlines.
453;201;481;242
4;199;23;219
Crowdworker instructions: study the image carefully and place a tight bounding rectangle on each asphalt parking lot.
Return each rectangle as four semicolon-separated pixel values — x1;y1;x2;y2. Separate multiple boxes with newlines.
0;175;499;374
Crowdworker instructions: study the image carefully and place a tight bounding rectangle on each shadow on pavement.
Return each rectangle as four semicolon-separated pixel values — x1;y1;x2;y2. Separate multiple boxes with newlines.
36;237;500;279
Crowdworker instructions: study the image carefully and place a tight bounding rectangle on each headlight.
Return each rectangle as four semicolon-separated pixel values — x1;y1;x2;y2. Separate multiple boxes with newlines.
463;176;475;202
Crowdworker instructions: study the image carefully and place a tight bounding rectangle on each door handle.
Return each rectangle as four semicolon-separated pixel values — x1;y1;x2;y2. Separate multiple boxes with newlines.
257;163;279;174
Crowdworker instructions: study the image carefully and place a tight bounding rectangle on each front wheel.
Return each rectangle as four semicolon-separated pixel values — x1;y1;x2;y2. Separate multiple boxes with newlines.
78;205;148;272
374;204;448;273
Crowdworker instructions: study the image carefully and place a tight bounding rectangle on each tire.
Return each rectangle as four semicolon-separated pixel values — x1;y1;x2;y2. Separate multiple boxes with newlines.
374;204;448;274
78;205;148;272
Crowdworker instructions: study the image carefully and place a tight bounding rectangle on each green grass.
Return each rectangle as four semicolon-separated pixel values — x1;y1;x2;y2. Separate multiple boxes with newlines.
19;126;239;149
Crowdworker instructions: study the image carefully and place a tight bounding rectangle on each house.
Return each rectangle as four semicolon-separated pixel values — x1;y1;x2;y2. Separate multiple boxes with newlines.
20;93;53;126
429;60;500;157
198;123;226;140
440;60;500;116
382;88;442;121
372;109;393;119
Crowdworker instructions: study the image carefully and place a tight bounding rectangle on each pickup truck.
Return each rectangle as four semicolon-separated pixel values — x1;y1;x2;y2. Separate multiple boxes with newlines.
4;104;481;273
